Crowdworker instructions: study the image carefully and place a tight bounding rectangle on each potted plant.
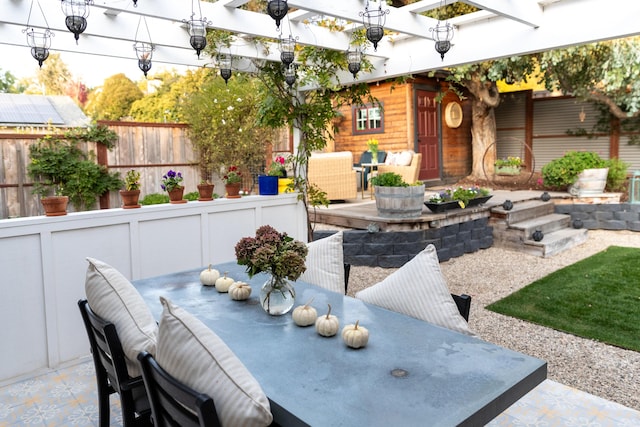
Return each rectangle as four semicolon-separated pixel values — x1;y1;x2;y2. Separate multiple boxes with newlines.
541;151;609;196
161;169;186;204
120;169;141;209
370;172;425;218
197;179;215;201
425;186;492;213
367;138;379;164
223;166;243;198
259;156;284;195
495;156;522;175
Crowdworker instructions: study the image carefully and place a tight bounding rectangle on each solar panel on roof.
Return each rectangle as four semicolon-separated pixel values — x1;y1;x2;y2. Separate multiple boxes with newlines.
0;94;65;125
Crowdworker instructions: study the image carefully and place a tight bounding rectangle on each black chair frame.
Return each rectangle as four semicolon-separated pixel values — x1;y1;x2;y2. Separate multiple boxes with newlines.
137;351;221;427
78;299;151;427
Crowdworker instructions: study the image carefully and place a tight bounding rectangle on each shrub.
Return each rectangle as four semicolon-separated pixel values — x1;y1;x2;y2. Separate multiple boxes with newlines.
605;157;630;191
370;172;407;187
184;191;200;201
541;151;606;189
140;193;169;205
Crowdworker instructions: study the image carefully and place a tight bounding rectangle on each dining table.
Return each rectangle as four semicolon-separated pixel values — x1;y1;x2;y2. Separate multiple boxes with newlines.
133;261;547;427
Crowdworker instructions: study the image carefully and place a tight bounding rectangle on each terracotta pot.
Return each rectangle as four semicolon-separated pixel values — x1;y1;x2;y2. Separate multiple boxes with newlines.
41;196;69;216
197;183;215;201
167;186;187;204
225;183;241;198
119;189;141;209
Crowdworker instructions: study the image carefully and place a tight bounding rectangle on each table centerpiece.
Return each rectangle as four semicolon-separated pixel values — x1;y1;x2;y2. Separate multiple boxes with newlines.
235;225;308;315
425;186;491;213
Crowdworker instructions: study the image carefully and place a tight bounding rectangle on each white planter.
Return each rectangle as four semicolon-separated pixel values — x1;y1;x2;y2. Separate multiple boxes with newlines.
569;168;609;196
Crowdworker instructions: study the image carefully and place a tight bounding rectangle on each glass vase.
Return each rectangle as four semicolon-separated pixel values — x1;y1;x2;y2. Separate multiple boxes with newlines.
260;276;295;315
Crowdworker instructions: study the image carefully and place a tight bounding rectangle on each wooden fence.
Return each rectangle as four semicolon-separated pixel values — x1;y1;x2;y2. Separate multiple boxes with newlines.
0;121;200;219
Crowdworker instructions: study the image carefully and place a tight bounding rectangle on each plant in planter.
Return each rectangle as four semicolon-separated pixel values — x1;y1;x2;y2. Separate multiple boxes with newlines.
259;156;285;195
494;156;522;175
367;138;379;164
370;172;425;218
120;169;141;209
426;186;492;213
197;179;215;201
223;165;243;198
161;169;186;204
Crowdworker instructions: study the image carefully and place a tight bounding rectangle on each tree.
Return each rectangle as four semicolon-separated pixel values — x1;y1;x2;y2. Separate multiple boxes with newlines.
26;53;73;95
0;69;19;93
85;73;143;120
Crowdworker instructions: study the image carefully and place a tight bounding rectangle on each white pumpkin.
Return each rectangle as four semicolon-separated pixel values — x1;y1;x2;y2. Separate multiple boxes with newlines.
199;264;220;286
229;281;252;300
215;272;235;293
292;300;317;327
342;320;369;349
315;304;339;337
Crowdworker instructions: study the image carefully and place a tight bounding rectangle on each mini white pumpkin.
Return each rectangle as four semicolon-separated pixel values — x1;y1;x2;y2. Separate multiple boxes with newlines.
292;299;317;327
215;272;235;293
229;281;252;300
342;320;369;349
199;264;220;286
315;304;339;337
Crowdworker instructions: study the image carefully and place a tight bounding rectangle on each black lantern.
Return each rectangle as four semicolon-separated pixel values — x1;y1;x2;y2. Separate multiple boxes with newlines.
280;35;296;66
187;17;208;58
26;28;53;67
431;21;454;60
540;191;551;202
133;0;138;6
266;0;288;30
61;0;90;44
502;199;513;211
219;53;232;84
284;64;296;87
346;48;362;78
360;1;389;51
532;229;544;242
134;42;154;77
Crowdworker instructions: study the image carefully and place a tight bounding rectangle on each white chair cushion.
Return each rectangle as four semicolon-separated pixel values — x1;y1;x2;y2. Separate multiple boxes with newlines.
355;245;475;336
396;150;414;166
156;297;273;427
384;152;399;165
84;257;158;377
300;231;345;294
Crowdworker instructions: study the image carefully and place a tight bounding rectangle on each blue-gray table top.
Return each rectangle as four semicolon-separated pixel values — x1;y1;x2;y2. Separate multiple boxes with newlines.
133;261;547;427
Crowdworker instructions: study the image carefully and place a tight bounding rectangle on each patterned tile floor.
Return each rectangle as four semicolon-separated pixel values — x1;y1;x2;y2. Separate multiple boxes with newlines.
1;360;639;426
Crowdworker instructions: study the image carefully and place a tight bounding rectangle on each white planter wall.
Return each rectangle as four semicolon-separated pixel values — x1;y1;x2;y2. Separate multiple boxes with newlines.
0;194;305;384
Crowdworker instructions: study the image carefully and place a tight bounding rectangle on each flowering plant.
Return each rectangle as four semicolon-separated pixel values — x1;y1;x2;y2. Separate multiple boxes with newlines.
161;170;183;192
223;165;242;184
428;186;490;208
495;156;522;168
267;155;286;177
367;138;379;153
124;169;141;191
235;225;308;281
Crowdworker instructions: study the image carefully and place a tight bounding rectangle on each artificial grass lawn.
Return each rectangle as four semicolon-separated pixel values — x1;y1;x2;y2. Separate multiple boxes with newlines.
486;246;640;352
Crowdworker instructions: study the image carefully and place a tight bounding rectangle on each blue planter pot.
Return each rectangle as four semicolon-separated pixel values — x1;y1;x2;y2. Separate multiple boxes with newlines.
258;175;279;195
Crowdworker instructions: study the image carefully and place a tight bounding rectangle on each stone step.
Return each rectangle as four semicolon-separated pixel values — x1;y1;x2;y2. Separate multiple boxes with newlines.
510;213;571;237
492;200;556;225
522;227;589;257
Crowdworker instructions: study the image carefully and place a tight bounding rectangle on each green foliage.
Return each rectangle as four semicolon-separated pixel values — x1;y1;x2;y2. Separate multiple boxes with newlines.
370;172;408;187
487;246;640;352
139;193;170;205
27;129;123;210
541;151;606;189
33;53;72;96
86;73;143;120
65;123;118;149
605;157;630;191
124;169;141;191
184;191;200;201
0;69;18;93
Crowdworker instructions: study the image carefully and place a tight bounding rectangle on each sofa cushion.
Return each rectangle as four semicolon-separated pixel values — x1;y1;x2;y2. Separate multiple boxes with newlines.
355;245;474;336
156;297;273;427
84;257;158;377
396;150;414;166
300;231;344;293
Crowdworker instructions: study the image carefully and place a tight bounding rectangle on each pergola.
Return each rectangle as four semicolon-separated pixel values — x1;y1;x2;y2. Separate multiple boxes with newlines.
3;0;640;85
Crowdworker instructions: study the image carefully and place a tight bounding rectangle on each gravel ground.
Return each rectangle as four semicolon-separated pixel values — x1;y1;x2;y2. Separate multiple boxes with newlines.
337;228;640;411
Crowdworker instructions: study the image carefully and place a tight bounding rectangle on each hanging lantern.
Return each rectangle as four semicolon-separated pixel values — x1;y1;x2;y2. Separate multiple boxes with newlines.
26;28;53;67
347;48;362;78
219;53;232;84
266;0;288;30
280;35;296;66
284;64;296;87
61;0;90;44
431;21;454;61
187;17;208;58
134;42;154;77
360;1;389;51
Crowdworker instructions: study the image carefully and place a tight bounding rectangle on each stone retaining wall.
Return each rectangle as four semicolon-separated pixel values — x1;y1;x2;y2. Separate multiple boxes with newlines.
314;217;494;268
555;203;640;232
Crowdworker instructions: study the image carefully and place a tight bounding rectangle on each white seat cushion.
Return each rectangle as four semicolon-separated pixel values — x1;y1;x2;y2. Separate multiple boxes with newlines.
84;257;158;377
355;245;475;336
396;150;414;166
299;231;345;294
156;297;273;427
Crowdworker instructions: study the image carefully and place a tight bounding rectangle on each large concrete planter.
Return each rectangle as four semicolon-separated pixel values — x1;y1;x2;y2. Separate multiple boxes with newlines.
374;184;425;218
569;168;608;196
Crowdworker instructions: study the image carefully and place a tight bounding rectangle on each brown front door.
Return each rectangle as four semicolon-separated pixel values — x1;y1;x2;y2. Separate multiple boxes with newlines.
416;89;440;180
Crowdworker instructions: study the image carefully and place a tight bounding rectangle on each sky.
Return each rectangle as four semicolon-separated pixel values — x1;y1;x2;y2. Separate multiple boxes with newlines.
1;43;193;89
